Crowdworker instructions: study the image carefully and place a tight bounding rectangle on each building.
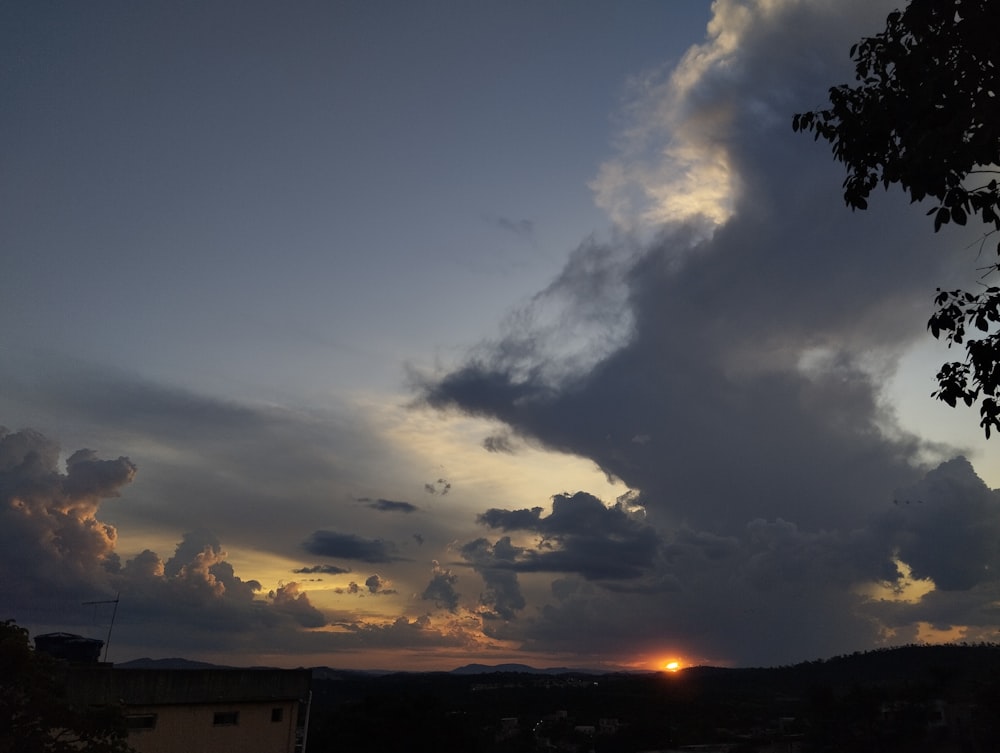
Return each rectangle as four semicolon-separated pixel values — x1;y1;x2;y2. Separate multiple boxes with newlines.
72;666;312;753
34;631;311;753
33;631;105;663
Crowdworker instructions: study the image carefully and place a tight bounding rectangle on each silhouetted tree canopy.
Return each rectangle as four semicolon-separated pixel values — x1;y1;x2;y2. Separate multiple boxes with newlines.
0;620;133;753
793;0;1000;436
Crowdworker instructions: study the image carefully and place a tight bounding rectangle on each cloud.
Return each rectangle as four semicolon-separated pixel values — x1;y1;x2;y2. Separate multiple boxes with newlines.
482;432;516;454
332;574;397;597
0;367;495;663
474;492;663;581
421;561;460;612
292;564;352;575
268;582;326;628
164;530;223;578
420;0;956;542
6;0;1000;671
0;427;134;603
460;537;526;620
365;574;396;594
424;478;451;495
591;0;897;234
412;0;1000;665
457;457;1000;666
0;425;345;657
493;216;535;241
367;498;419;514
62;448;138;500
317;614;480;653
494;518;886;665
302;531;402;563
878;457;1000;592
0;359;425;566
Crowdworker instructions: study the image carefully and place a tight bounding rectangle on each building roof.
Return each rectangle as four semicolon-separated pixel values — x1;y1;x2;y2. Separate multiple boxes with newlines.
69;668;311;706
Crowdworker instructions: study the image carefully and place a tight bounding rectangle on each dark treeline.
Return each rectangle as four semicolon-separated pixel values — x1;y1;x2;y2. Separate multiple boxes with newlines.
305;644;1000;753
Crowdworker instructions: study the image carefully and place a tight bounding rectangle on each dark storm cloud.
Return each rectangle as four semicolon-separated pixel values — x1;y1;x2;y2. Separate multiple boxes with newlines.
475;492;663;581
486;457;1000;666
413;0;1000;664
424;215;940;537
503;520;887;665
861;570;1000;645
877;457;1000;592
302;530;402;563
420;0;958;543
664;527;740;563
479;492;638;536
478;506;545;530
367;498;419;514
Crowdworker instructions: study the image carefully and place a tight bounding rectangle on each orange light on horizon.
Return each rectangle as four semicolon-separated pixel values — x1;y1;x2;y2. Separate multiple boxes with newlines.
629;654;694;673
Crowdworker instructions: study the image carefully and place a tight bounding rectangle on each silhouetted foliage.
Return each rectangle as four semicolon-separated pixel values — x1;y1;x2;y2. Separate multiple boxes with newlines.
0;620;133;753
793;0;1000;436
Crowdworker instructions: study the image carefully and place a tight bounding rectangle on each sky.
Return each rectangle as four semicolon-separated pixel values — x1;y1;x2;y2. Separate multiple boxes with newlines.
2;0;999;672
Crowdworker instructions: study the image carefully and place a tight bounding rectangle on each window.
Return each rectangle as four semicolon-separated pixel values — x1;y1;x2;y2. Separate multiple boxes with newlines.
126;714;157;730
213;711;239;726
271;707;283;723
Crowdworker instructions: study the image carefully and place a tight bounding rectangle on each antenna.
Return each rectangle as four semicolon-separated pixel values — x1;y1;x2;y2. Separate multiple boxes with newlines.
82;592;119;663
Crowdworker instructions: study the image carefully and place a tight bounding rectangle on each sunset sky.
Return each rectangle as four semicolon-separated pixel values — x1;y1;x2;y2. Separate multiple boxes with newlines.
3;0;999;672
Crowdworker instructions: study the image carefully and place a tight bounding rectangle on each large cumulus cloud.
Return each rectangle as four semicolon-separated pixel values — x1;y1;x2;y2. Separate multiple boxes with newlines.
0;426;323;645
0;427;136;607
0;424;487;663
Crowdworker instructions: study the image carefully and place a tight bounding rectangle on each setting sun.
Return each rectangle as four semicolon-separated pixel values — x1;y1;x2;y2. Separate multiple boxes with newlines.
664;660;682;672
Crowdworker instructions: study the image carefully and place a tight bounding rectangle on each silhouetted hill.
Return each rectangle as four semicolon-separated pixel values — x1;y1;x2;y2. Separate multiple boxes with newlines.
680;642;1000;696
116;657;229;670
451;663;605;675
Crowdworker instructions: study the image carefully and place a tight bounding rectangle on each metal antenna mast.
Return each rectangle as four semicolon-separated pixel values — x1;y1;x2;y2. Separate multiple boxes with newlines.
82;592;119;663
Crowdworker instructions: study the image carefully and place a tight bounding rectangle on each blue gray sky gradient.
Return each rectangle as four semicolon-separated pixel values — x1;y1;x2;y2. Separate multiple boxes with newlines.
2;0;999;671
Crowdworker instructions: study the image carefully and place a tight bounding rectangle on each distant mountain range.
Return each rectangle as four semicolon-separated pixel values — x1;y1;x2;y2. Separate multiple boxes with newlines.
117;657;612;676
450;662;611;675
117;657;234;670
117;644;1000;685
